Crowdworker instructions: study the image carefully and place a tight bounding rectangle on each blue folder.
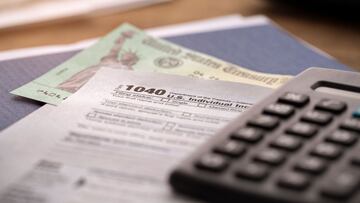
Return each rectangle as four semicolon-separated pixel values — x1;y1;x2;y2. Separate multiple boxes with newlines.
0;23;354;130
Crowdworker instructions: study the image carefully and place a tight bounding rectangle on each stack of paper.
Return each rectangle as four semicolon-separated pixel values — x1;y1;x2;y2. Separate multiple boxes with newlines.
0;0;170;30
0;14;353;203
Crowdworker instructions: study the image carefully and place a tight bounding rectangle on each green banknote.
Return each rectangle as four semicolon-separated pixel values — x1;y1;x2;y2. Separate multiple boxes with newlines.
12;23;292;105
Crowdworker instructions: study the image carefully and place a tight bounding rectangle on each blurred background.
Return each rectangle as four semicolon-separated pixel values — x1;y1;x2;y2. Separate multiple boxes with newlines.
0;0;359;70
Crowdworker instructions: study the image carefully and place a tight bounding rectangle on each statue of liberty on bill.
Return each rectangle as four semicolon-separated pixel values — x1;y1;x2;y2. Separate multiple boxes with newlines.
57;31;139;93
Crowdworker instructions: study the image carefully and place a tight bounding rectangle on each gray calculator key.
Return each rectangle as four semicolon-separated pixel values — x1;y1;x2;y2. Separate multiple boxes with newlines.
248;115;280;130
321;170;360;199
301;110;333;125
315;99;347;114
214;140;246;158
278;171;311;190
270;135;302;151
196;153;229;172
278;92;309;107
341;118;360;133
286;122;318;138
254;149;286;166
231;127;264;143
310;143;342;160
263;103;295;118
294;157;327;174
235;163;270;181
325;130;358;146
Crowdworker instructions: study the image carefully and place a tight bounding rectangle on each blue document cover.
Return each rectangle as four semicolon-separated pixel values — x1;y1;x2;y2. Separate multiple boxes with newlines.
168;25;350;75
0;23;354;130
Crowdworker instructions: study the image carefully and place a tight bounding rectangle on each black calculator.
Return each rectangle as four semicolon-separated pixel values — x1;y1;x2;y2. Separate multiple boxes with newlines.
169;68;360;203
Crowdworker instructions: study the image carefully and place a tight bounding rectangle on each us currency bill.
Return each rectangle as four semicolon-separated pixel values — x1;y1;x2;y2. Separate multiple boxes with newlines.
12;23;292;105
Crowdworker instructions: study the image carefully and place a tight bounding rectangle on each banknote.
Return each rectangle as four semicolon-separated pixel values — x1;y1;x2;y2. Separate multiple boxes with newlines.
12;23;292;105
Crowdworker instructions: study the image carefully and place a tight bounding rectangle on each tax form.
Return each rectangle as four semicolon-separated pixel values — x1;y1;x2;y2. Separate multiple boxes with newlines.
0;68;272;203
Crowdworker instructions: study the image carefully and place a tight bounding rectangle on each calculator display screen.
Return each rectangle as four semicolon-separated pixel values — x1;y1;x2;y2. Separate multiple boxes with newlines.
313;81;360;100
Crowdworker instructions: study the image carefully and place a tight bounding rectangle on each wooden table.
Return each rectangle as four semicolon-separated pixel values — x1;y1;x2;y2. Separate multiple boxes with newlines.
0;0;359;70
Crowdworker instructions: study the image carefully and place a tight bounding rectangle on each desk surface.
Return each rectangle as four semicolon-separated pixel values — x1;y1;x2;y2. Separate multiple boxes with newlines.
0;0;359;71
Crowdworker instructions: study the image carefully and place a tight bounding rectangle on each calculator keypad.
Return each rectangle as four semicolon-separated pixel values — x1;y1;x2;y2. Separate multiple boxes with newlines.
194;95;360;201
171;70;360;203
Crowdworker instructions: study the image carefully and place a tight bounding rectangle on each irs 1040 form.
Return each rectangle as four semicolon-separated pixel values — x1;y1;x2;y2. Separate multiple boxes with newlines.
0;68;271;203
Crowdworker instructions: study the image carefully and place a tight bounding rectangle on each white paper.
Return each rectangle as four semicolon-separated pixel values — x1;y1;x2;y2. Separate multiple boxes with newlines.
0;68;271;203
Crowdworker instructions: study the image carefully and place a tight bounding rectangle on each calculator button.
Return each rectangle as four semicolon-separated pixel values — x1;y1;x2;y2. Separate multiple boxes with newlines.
301;110;332;125
277;171;311;190
214;140;246;158
294;157;327;174
263;103;295;118
321;170;360;199
315;99;347;114
353;107;360;118
278;92;309;107
340;118;360;133
254;149;286;166
235;163;270;181
270;135;302;151
196;153;229;172
231;127;263;143
286;122;318;138
310;143;342;160
325;130;358;146
248;115;280;130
